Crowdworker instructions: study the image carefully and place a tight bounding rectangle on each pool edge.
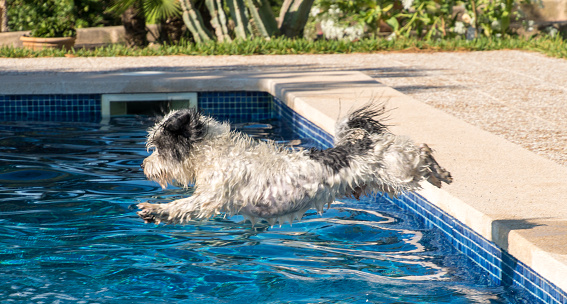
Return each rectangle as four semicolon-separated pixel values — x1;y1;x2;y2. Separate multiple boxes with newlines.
2;69;566;303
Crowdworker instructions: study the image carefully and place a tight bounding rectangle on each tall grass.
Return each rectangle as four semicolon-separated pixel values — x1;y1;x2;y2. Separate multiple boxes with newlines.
1;36;565;58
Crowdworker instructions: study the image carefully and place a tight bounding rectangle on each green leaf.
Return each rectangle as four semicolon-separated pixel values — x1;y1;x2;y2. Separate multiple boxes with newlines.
144;0;181;21
382;4;394;12
386;17;399;31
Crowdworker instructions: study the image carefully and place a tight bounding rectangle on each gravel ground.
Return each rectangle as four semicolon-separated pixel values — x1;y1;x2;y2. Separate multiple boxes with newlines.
1;50;565;166
366;51;567;167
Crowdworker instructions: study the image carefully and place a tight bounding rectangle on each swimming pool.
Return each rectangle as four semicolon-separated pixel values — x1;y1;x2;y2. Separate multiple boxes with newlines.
0;114;537;303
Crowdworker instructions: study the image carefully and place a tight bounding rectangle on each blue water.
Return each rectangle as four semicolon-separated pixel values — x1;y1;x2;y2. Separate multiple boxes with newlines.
0;116;534;303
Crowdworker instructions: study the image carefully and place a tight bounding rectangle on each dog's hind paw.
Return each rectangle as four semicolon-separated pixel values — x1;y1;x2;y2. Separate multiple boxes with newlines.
420;143;453;188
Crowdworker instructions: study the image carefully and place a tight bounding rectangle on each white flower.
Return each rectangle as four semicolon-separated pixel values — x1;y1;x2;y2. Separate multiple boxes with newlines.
310;7;321;18
453;21;466;35
320;18;364;41
344;24;364;41
329;4;341;16
546;26;558;37
462;13;471;24
320;19;341;39
491;20;502;31
402;0;414;10
523;20;534;32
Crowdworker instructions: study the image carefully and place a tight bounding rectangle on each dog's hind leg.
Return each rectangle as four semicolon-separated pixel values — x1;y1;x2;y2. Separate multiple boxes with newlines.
420;143;453;187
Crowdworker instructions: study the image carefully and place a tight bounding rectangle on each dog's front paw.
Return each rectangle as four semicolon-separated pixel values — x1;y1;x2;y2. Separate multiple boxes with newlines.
137;202;165;224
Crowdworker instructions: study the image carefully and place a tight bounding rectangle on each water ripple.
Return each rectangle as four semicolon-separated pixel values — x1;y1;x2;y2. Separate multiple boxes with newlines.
0;117;532;303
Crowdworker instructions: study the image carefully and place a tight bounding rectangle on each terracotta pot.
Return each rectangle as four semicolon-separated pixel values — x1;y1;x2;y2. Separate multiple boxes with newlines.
20;36;76;51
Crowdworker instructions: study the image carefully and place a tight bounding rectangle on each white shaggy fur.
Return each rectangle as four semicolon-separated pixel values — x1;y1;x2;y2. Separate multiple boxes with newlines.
137;104;452;225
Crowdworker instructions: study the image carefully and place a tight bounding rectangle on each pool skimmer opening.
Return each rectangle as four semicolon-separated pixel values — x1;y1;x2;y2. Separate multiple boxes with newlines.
101;93;198;118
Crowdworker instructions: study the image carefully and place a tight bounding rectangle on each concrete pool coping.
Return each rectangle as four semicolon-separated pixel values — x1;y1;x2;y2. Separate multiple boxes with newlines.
2;68;566;294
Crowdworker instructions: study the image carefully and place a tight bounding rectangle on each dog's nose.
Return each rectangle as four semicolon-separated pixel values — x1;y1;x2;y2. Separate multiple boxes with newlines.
140;163;145;169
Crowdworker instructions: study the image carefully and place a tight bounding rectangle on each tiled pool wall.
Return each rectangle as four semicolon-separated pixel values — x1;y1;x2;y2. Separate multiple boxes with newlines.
388;192;566;304
199;92;273;123
0;92;272;122
0;92;564;304
0;94;101;121
0;92;334;149
271;96;334;150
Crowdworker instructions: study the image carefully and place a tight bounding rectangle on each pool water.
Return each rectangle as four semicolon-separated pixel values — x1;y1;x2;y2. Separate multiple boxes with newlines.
0;116;535;303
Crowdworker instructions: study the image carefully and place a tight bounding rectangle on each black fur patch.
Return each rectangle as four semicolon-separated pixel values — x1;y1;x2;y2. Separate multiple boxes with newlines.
150;109;207;161
347;104;389;135
308;135;374;173
309;103;387;173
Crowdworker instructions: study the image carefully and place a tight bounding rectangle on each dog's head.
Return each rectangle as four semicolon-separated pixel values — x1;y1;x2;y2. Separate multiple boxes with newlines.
142;109;226;188
147;109;207;162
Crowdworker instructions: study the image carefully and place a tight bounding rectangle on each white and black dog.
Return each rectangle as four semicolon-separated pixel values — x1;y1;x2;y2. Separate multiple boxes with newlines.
137;103;452;225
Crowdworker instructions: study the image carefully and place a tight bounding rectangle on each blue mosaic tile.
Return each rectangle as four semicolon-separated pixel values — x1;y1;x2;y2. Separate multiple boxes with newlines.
383;192;566;304
0;94;101;122
373;187;565;302
198;91;274;123
273;97;334;150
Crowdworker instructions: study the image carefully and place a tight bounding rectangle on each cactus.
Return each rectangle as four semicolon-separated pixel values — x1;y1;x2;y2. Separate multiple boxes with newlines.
244;0;279;39
180;0;313;42
205;0;232;42
179;0;213;43
226;0;251;39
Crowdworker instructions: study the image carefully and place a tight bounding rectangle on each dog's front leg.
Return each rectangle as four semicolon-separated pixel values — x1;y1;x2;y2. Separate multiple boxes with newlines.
137;197;200;224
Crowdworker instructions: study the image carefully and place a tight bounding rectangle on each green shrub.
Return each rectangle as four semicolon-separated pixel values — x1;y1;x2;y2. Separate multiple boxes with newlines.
463;0;541;37
74;0;121;29
309;0;542;40
6;0;119;35
8;0;76;37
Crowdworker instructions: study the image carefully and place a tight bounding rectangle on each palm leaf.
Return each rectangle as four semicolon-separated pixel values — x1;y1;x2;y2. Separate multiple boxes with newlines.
144;0;181;21
107;0;139;15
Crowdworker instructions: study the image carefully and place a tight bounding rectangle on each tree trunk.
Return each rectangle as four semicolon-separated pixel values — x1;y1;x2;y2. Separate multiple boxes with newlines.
278;0;314;38
121;3;148;47
158;15;187;44
0;0;8;32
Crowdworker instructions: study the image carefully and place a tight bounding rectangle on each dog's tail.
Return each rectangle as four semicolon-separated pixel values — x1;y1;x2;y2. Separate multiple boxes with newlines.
335;102;390;142
335;102;453;188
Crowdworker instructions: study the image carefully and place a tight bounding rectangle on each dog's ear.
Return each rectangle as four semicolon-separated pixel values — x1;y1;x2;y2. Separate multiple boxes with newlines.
154;109;207;160
163;109;207;142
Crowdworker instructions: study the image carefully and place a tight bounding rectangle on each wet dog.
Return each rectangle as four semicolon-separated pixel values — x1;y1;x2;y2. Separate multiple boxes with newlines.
137;104;452;225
